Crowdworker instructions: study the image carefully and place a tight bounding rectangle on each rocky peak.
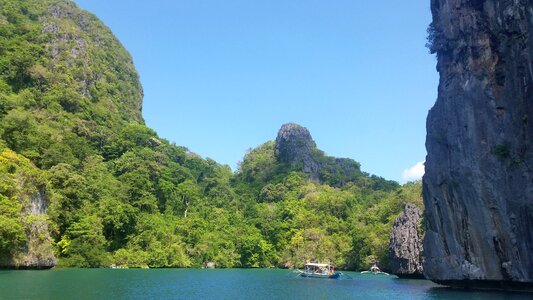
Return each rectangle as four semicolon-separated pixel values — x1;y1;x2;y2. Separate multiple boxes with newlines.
388;204;424;279
274;123;321;179
40;0;144;123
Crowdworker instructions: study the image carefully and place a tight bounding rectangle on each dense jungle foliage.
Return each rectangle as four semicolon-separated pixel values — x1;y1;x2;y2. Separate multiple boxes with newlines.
0;0;423;270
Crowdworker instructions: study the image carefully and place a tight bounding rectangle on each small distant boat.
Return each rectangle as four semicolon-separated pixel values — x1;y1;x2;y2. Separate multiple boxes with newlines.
296;263;341;279
360;264;389;275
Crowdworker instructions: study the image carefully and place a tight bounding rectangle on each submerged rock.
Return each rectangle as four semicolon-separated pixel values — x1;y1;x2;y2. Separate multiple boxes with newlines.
423;0;533;290
388;204;424;279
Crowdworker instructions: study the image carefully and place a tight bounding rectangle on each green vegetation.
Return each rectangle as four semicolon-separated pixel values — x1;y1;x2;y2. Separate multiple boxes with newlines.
233;144;422;269
0;0;423;270
0;149;47;257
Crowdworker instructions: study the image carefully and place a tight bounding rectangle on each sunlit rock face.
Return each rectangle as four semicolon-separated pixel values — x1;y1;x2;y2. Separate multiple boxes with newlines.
16;190;57;269
423;0;533;290
275;123;321;180
0;189;57;269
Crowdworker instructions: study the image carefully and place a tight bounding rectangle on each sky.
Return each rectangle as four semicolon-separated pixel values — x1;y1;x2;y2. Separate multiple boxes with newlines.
74;0;438;183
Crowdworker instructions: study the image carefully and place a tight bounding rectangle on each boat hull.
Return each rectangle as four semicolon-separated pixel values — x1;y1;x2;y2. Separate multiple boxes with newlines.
300;272;340;279
361;271;389;275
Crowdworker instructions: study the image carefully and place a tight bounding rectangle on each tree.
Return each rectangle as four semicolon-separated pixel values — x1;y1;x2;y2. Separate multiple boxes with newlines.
174;180;201;218
58;215;110;267
0;195;25;257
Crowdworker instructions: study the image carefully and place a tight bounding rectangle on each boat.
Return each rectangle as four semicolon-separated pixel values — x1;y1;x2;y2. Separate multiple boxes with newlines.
296;263;340;279
360;263;389;275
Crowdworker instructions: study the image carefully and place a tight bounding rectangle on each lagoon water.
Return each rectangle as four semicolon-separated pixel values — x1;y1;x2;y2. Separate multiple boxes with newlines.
0;269;531;299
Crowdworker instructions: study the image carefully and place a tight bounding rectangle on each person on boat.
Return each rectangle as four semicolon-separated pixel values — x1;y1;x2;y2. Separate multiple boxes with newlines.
370;264;380;273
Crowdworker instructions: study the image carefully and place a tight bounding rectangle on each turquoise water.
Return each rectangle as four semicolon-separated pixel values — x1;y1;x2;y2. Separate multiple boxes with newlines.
0;269;531;299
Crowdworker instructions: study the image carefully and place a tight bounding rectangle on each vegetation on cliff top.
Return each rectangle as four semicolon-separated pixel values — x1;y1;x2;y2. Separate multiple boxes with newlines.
0;0;423;270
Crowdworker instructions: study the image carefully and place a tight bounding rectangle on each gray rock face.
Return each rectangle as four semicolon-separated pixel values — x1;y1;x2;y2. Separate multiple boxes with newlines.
19;190;57;269
423;0;533;289
275;123;321;179
1;189;56;269
389;204;424;278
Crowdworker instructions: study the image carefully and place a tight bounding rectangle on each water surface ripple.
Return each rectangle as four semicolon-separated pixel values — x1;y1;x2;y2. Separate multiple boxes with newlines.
0;269;531;299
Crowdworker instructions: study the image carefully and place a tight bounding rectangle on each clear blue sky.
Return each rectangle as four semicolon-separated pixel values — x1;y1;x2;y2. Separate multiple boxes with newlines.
74;0;438;183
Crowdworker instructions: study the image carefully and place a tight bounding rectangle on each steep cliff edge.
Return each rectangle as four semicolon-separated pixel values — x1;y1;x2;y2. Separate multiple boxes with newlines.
423;0;533;290
389;204;424;279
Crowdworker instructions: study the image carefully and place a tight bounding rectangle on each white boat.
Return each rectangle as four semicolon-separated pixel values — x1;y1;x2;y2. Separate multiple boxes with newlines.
296;263;340;279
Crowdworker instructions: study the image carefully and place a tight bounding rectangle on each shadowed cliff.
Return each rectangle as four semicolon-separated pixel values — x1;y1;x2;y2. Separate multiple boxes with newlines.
423;0;533;290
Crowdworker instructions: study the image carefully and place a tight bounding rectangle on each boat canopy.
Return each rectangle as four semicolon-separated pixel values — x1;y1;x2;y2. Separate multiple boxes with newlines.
305;263;331;267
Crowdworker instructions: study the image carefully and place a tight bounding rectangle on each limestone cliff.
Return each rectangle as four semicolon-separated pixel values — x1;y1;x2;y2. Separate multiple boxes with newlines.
0;0;146;269
11;190;57;269
273;123;399;189
275;123;321;180
0;150;56;269
423;0;533;290
389;204;424;279
41;0;144;123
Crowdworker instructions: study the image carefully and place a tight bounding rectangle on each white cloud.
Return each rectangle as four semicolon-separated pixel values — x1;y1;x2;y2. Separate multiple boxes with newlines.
402;161;425;182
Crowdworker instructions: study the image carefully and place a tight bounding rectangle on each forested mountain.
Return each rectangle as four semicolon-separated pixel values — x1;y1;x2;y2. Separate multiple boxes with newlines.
0;0;422;270
232;123;422;269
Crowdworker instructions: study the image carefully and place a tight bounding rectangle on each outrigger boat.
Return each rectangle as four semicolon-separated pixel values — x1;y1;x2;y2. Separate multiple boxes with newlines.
296;263;341;279
360;264;389;275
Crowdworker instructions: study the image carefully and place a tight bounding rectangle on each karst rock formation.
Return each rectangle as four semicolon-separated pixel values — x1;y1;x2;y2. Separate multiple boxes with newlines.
389;204;424;279
423;0;533;290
